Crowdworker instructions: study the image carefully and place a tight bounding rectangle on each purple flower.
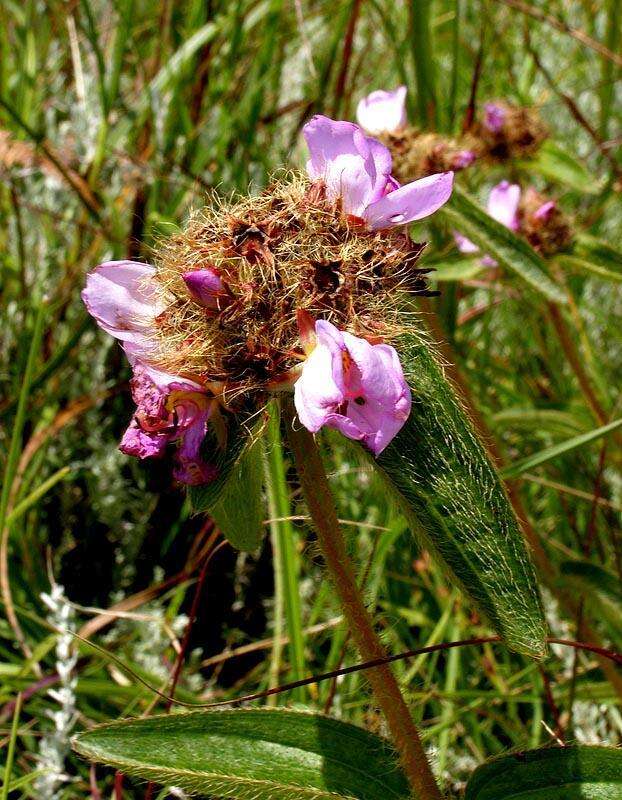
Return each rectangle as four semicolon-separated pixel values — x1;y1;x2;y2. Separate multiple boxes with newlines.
82;260;217;485
483;102;506;133
303;115;453;231
455;180;521;265
293;319;411;456
183;268;226;310
356;86;408;135
120;360;216;485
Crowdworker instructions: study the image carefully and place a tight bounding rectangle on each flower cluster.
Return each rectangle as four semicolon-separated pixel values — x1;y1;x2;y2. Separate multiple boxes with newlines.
82;116;453;483
356;87;478;181
455;180;572;262
355;88;548;182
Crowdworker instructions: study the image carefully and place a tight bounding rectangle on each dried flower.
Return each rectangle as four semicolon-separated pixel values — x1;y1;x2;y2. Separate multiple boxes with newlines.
83;117;453;477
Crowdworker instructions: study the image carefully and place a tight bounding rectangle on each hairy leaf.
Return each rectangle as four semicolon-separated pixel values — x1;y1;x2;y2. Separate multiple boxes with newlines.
211;436;266;551
440;184;567;304
189;414;265;516
465;745;622;799
370;332;547;658
73;708;410;800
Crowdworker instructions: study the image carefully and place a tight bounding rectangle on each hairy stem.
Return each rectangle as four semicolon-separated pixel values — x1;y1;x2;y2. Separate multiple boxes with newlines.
284;402;441;800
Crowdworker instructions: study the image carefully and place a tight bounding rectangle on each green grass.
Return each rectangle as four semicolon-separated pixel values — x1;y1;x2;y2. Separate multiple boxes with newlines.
1;0;621;797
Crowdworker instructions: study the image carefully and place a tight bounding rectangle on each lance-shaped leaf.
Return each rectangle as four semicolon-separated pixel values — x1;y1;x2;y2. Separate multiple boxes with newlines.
73;708;410;800
211;437;266;551
465;745;622;799
189;414;263;513
440;184;567;304
369;332;546;658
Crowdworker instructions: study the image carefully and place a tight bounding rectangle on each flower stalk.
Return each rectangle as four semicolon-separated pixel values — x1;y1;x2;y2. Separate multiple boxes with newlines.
283;400;441;800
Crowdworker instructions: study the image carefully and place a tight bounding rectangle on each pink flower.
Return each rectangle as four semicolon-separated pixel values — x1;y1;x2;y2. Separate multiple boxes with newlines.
293;319;411;456
120;360;216;485
356;86;408;135
82;260;217;485
483;102;506;133
303;115;453;231
454;180;521;265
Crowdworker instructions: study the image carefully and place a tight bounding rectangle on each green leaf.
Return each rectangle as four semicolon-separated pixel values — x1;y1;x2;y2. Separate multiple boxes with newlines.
188;415;264;514
501;417;622;479
211;436;266;551
370;333;547;658
465;745;622;799
72;708;410;800
523;139;603;194
440;184;567;304
557;255;622;284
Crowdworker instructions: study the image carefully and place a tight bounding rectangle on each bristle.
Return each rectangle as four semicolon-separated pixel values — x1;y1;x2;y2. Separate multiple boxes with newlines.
148;173;429;397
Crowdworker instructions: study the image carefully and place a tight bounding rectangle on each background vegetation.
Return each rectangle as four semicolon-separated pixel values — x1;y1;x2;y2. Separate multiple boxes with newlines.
1;0;621;797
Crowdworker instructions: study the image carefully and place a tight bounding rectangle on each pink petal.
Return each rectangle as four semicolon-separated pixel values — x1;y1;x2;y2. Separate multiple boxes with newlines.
303;115;378;216
81;261;164;346
483;102;506;133
120;420;168;459
173;413;217;485
454;232;479;254
534;200;556;221
293;336;345;433
487;181;521;231
356;86;408;135
364;171;454;230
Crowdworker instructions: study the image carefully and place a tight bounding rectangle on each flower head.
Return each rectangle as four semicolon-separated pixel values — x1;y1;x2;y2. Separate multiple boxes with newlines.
294;319;411;455
455;180;521;264
303;115;453;231
455;182;572;262
356;86;408;135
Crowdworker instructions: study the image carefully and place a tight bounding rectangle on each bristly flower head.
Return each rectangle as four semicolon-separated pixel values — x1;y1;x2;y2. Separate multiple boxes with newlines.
83;117;453;481
476;100;548;160
455;181;572;264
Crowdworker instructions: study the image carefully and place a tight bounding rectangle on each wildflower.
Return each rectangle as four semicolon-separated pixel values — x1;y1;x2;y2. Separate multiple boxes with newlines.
455;181;572;262
356;86;408;135
483;102;506;133
303;115;453;229
83;116;452;473
477;100;548;160
454;180;520;266
294;318;411;455
120;360;216;485
356;86;479;181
